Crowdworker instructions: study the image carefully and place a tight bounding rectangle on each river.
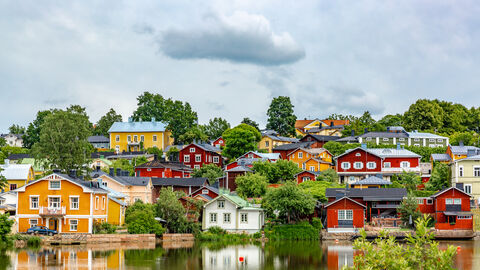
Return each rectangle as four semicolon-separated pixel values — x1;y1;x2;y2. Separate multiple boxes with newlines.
1;240;479;269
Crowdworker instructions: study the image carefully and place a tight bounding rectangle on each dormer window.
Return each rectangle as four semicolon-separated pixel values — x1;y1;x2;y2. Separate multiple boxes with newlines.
190;147;195;153
218;200;225;209
49;180;61;190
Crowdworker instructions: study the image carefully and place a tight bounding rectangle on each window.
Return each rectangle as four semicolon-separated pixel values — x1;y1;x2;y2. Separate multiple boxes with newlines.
202;189;209;194
302;176;311;182
309;166;315;171
102;182;107;187
367;162;376;169
437;139;443;142
459;166;464;177
29;219;38;228
48;197;61;209
115;135;119;142
338;210;353;220
349;176;355;182
414;144;420;147
341;162;351;169
134;197;141;202
446;198;453;204
190;147;195;153
458;216;472;220
400;161;410;168
223;213;231;223
384;162;391;168
153;135;157;142
298;152;303;158
70;197;79;210
241;213;248;223
210;213;217;223
184;155;190;163
218;200;225;209
465;184;472;194
366;137;372;141
140;135;144;142
195;155;201;162
265;141;269;147
291;153;295;159
426;199;433;205
302;163;306;170
133;135;138;142
9;184;17;190
454;198;461;205
354;162;363;169
30;196;39;210
399;138;405;142
474;167;480;177
414;138;420;142
127;135;131;142
49;180;61;190
194;165;200;169
213;156;219;163
417;199;423;205
355;153;361;157
383;138;389;141
70;220;78;231
115;145;120;152
95;196;99;210
102;197;106;210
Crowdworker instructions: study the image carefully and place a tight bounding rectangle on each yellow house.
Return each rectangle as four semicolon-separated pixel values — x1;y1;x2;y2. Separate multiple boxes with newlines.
91;170;153;205
258;133;299;153
0;163;35;192
108;118;173;152
287;148;333;171
108;197;126;225
16;173;109;233
295;119;350;137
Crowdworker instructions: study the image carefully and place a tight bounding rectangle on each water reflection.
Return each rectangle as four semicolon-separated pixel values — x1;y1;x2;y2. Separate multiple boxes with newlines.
4;240;480;269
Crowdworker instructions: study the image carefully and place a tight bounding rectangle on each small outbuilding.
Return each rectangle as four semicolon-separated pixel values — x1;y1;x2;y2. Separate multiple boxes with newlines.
324;196;366;233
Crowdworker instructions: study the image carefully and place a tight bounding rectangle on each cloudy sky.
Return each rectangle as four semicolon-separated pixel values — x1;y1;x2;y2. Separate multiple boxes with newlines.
1;0;480;132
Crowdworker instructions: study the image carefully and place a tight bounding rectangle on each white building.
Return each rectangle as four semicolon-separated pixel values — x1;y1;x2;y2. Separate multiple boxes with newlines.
1;134;23;147
202;194;264;234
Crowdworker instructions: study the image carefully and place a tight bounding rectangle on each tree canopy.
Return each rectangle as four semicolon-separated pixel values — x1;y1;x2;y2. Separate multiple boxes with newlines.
8;124;25;134
252;159;302;183
23;110;53;149
222;124;262;160
94;108;122;137
178;125;208;144
191;163;223;183
203;117;230;140
266;96;296;137
235;173;268;199
241;117;260;130
425;163;450;191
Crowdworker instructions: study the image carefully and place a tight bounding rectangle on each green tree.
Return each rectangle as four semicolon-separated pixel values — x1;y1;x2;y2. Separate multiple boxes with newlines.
396;171;421;192
0;138;5;148
0;168;7;191
241;117;260;130
425;163;450;191
8;124;25;134
298;180;343;202
110;156;148;176
449;131;477;146
377;114;404;127
125;201;165;236
155;188;198;233
253;159;301;183
323;141;360;156
203;117;230;140
146;147;163;157
262;181;316;223
0;214;14;242
342;111;383;137
266;96;296;137
191;163;223;183
316;168;338;182
23;110;53;149
403;99;444;131
235;173;268;198
222;124;262;160
178;125;208;144
165;146;179;161
347;216;456;269
32;107;93;173
397;193;422;229
94;108;122;137
436;100;468;134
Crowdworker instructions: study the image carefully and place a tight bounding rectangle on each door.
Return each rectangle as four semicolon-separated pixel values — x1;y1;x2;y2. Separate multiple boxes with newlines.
49;219;58;231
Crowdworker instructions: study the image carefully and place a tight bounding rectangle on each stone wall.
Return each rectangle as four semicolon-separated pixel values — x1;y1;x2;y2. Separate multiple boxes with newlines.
162;233;195;242
86;234;156;243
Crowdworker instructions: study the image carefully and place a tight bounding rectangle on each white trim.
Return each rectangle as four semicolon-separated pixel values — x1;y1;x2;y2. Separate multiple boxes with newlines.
69;196;80;210
16;173;108;194
49;179;61;190
69;219;78;231
95;196;99;210
29;195;39;210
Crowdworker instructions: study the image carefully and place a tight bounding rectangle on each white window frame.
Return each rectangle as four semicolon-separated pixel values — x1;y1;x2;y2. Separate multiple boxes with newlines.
338;210;353;220
218;200;225;209
190;147;195;153
400;161;410;168
194;165;200;169
49;180;61;190
127;135;131;142
429;138;435;142
302;176;311;182
355;153;361;157
353;162;363;169
69;219;78;231
426;199;433;205
446;198;453;204
265;141;269;147
399;138;405;142
48;196;61;209
382;138;389;141
298;152;303;158
240;213;248;223
465;184;472;194
29;219;38;228
383;162;391;168
140;135;144;142
437;139;443;142
223;213;231;223
184;155;190;163
454;198;462;205
367;162;376;169
202;189;209;194
417;199;423;205
458;216;472;220
102;197;106;210
309;166;315;171
210;213;217;223
213;156;219;163
414;138;420;142
133;135;138;142
69;196;79;210
115;135;120;142
195;154;201;162
474;166;480;177
30;195;39;210
341;162;351;169
95;196;99;210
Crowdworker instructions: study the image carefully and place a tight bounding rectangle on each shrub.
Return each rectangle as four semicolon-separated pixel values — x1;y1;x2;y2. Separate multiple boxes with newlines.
207;226;226;235
311;217;323;230
0;214;14;242
27;236;42;247
266;223;319;241
127;210;166;237
93;221;117;234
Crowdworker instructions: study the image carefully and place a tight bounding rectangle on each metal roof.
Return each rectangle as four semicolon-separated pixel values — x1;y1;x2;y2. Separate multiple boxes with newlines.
91;171;150;186
325;188;407;201
135;160;193;171
407;131;447;139
273;141;314;151
359;132;408;138
365;148;421;158
152;177;208;187
449;145;480;155
108;121;167;133
0;164;32;180
88;136;110;143
351;176;392;186
264;134;299;143
431;153;451;161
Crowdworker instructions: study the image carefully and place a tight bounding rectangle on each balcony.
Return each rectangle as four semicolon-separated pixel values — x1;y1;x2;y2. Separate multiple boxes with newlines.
39;206;66;217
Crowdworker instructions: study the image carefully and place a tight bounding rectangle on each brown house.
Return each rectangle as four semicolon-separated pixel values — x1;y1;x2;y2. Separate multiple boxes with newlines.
152;178;208;202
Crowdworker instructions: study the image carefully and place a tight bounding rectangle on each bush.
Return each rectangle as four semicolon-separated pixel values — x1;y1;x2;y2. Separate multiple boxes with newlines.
266;223;319;241
207;226;226;235
311;217;322;230
27;236;42;247
93;221;117;234
127;210;166;237
0;214;14;242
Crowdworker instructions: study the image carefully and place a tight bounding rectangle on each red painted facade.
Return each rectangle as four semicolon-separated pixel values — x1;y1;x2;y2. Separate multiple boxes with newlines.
383;156;420;168
336;148;382;174
136;167;191;178
296;171;317;184
190;186;219;200
179;143;223;169
326;198;365;229
272;149;289;160
212;137;225;148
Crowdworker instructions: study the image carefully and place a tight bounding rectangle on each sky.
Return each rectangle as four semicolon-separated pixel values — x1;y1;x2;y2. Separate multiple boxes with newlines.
1;0;480;133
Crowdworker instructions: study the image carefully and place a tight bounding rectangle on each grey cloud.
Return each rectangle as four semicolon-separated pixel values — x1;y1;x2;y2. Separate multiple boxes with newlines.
219;81;230;87
43;98;69;106
158;11;305;66
133;23;155;35
207;101;226;111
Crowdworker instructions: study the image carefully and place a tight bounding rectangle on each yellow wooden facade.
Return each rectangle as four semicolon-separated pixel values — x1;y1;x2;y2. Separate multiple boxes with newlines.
16;173;109;233
287;148;333;172
107;197;125;225
109;131;173;152
258;135;296;153
0;164;35;192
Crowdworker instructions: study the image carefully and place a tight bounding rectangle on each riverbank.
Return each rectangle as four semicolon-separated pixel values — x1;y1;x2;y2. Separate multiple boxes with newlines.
321;229;476;241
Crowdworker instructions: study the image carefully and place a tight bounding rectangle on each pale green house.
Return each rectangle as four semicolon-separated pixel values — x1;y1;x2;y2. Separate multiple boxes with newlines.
451;154;480;201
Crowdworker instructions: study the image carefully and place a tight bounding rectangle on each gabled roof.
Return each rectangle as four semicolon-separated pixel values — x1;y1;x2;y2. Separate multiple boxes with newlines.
351;176;392;186
458;154;480;161
191;185;220;196
324;196;366;208
359;131;408;138
287;147;331;157
264;134;299;143
17;173;108;193
335;136;358;143
431;187;472;198
407;131;447;139
135;160;193;171
0;164;32;180
88;136;110;143
335;147;421;159
226;165;253;172
449;145;480;155
152;177;208;187
108;121;167;133
325;188;407;201
431;153;451;162
273;141;314;151
294;170;321;177
301;134;341;142
109;197;127;206
240;151;280;160
7;153;31;160
204;194;262;210
295;119;317;129
303;158;332;165
186;143;221;153
91;171;150;186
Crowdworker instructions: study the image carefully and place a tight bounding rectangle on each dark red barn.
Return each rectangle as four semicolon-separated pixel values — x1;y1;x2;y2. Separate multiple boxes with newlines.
179;143;223;169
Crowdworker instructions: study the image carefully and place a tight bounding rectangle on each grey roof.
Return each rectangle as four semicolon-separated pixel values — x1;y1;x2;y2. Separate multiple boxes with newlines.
56;173;109;193
135;160;193;171
324;196;367;208
431;153;451;162
456;154;480;161
335;136;359;142
359;131;408;138
191;143;221;153
351;176;392;186
449;145;480;155
7;153;31;160
264;134;299;143
407;131;447;139
301;134;342;142
307;125;345;133
325;188;407;201
152;177;208;187
197;194;213;200
273;141;314;151
294;170;321;176
191;185;220;195
91;171;150;186
0;164;32;180
365;148;421;158
226;165;252;172
88;136;110;143
108;121;167;133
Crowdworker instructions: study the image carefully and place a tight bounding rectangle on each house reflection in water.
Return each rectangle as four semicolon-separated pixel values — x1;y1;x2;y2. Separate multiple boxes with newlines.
202;245;263;269
325;244;356;270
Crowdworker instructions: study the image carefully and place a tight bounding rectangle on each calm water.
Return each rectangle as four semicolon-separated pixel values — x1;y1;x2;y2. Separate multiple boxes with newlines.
1;240;480;269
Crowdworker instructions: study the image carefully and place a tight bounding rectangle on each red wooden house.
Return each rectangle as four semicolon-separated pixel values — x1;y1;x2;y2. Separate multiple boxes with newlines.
151;177;208;201
220;165;252;191
179;143;223;169
135;160;192;178
212;137;225;148
335;146;421;184
295;170;320;184
189;185;220;201
417;187;473;230
324;197;366;232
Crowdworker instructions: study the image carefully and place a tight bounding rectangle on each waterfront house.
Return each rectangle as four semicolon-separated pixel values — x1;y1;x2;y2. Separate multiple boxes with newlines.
16;173;108;234
324;197;366;233
202;194;264;234
108;118;173;153
0;161;35;192
179;143;223;169
135;159;192;178
0;191;16;215
151;177;209;201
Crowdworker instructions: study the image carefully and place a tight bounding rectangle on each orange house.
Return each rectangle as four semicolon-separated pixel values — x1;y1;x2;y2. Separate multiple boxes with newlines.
287;148;333;172
16;173;108;234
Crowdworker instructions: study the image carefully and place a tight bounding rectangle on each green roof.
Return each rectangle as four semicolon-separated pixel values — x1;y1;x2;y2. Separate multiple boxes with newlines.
20;158;45;172
222;194;261;210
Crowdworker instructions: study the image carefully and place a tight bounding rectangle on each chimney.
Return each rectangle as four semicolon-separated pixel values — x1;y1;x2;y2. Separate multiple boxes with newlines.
459;141;464;147
109;168;115;176
69;169;76;178
351;130;355;137
364;128;368;134
330;121;334;127
116;168;121;176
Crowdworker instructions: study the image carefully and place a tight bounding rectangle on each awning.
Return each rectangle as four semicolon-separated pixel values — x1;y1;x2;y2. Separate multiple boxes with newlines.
443;211;473;216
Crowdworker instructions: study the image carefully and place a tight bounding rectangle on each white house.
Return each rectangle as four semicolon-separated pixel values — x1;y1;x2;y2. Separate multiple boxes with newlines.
1;134;23;147
0;191;17;215
202;194;264;234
